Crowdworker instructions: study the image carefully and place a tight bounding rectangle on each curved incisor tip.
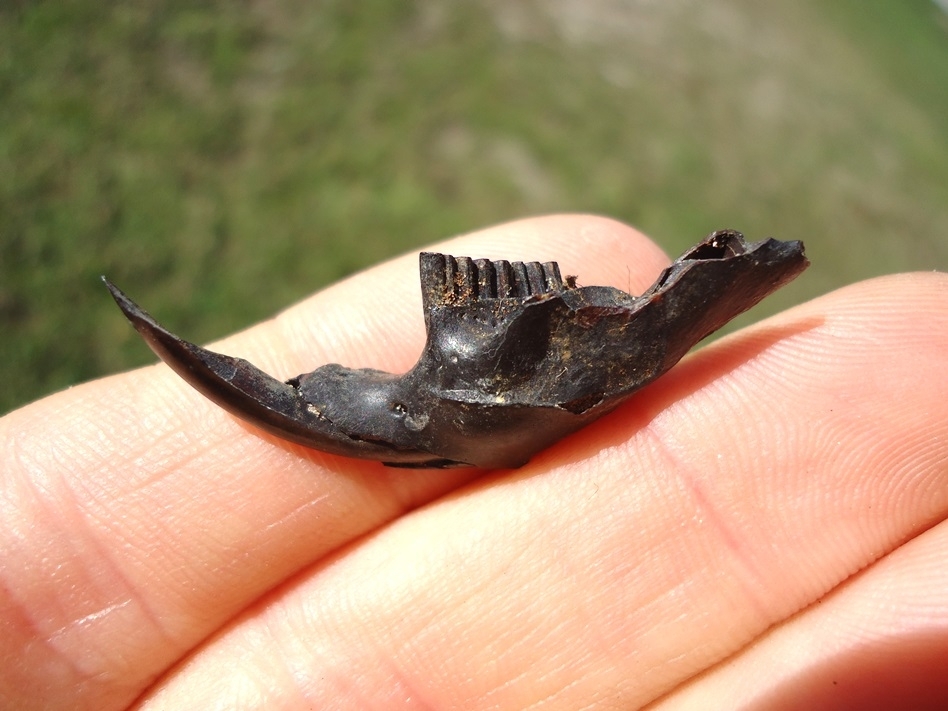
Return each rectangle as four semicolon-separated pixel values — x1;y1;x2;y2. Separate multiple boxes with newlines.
103;275;302;425
103;276;248;406
101;277;431;463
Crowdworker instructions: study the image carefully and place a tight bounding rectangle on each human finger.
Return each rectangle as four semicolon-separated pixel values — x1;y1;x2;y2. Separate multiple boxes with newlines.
647;518;948;711
0;215;669;711
133;272;948;710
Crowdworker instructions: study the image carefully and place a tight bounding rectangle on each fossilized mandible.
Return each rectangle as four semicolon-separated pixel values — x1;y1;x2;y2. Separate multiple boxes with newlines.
105;229;807;468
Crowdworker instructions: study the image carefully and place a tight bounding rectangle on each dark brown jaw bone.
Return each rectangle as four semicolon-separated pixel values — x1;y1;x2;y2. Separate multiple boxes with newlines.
105;230;808;468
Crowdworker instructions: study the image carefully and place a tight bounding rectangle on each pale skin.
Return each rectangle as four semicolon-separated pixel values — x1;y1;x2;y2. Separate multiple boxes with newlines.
2;215;947;711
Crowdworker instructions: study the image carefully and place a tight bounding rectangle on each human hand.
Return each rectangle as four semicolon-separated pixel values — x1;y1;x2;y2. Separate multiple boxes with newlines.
2;216;947;710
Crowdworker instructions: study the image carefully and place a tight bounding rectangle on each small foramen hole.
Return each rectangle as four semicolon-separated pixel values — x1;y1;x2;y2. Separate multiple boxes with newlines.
392;403;408;415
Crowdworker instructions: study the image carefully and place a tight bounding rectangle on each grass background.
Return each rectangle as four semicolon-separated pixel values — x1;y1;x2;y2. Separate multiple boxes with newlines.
3;0;947;415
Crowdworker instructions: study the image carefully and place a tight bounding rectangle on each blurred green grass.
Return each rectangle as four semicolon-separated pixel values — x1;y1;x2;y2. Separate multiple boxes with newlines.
2;0;947;414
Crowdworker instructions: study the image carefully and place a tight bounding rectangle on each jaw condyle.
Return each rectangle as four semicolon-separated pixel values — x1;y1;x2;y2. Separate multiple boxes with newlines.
105;229;807;469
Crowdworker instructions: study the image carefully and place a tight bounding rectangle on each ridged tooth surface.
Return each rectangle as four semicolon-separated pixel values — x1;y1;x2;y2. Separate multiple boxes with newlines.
494;259;514;298
422;252;566;305
454;257;476;304
510;261;531;296
475;258;495;299
543;261;563;291
525;261;545;294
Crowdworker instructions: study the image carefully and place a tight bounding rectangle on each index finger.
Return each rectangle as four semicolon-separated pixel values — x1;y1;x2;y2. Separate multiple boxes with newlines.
0;215;669;711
